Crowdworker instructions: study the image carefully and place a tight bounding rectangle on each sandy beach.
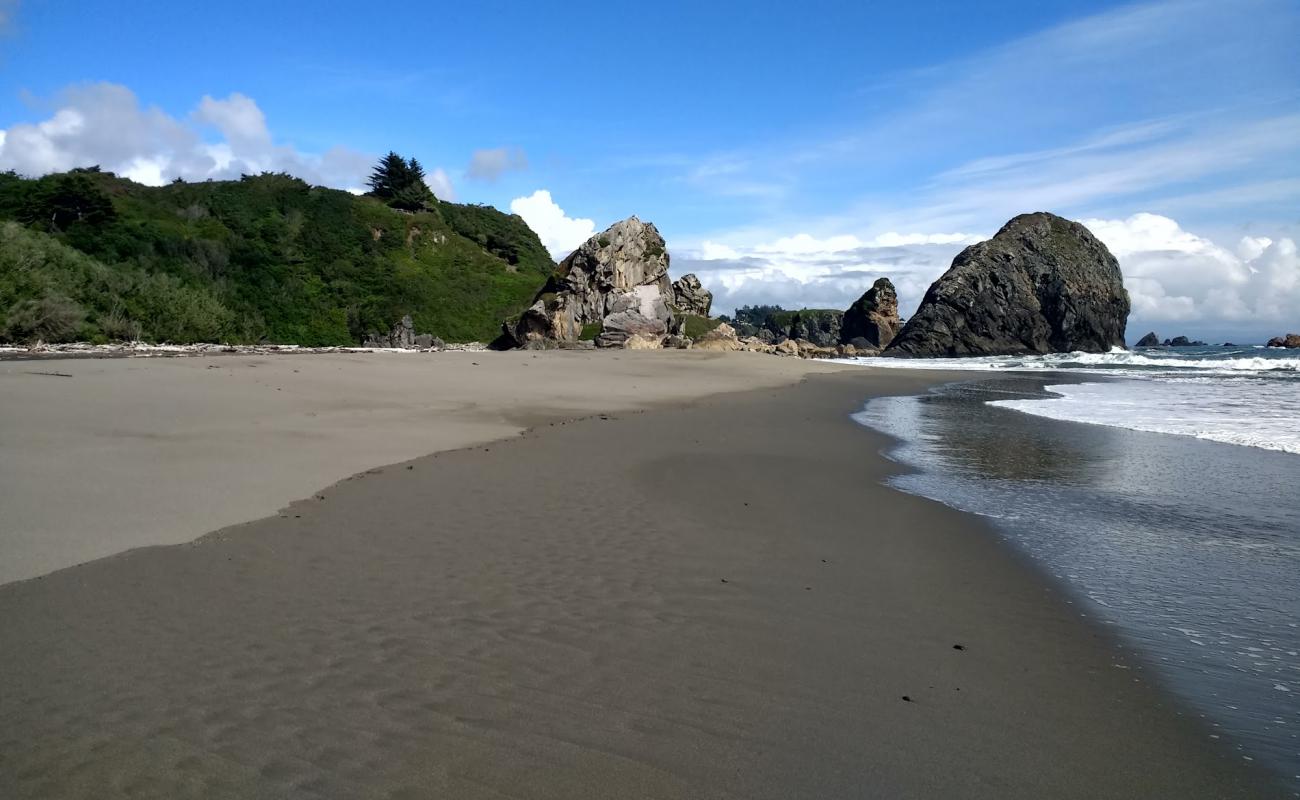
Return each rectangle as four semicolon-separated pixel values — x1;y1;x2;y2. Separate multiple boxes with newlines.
0;351;847;585
0;353;1284;798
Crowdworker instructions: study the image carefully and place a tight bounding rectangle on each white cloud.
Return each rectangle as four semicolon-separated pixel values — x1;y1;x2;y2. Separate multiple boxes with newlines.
466;147;527;181
677;230;982;317
1083;213;1299;327
424;168;455;201
508;190;595;258
0;82;449;196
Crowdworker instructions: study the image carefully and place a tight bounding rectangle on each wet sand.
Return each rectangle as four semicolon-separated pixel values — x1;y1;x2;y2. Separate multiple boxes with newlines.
0;362;1282;798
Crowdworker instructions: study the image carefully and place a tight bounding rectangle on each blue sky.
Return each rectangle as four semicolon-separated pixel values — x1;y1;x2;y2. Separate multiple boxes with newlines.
1;0;1297;339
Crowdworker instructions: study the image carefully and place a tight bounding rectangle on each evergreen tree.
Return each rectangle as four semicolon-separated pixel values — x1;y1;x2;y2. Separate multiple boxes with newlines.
367;152;433;210
367;152;410;200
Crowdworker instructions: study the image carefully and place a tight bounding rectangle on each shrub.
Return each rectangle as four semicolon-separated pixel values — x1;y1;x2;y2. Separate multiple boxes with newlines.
3;294;85;343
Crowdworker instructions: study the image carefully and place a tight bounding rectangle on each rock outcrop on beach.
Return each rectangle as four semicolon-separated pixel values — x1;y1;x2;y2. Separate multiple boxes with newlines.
841;278;901;349
1267;333;1300;348
885;212;1129;357
363;315;445;350
671;274;713;317
1135;331;1160;347
788;310;843;348
495;217;675;349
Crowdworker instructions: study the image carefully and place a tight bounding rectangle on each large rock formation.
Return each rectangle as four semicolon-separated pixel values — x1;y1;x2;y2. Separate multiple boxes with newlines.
497;217;674;349
788;310;843;348
1163;335;1205;347
671;274;712;316
1267;333;1300;348
841;278;900;349
885;212;1129;357
1135;331;1160;347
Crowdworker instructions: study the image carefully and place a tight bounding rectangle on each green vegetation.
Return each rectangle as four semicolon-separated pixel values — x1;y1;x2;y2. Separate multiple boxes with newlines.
0;168;555;345
681;313;721;338
579;321;603;340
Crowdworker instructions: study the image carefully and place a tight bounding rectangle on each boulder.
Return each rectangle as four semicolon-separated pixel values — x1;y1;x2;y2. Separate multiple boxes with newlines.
885;212;1129;357
795;339;838;359
497;216;673;348
662;334;691;349
1135;331;1160;347
773;338;800;356
594;310;669;348
841;278;900;348
737;336;775;354
788;310;843;348
671;273;713;316
622;332;664;350
1164;336;1205;347
692;322;742;351
364;315;431;349
1266;333;1300;348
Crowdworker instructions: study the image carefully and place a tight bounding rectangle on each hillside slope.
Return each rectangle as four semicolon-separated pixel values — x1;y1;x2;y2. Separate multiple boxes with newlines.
0;170;554;345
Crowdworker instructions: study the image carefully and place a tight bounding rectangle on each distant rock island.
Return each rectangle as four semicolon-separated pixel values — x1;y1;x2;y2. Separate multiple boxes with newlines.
885;212;1129;357
1267;333;1300;348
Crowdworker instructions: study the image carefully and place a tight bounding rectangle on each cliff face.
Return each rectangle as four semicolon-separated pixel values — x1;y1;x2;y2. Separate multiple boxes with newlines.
886;213;1129;357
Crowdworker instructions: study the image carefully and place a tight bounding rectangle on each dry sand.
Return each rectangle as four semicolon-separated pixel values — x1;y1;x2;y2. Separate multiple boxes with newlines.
0;359;1283;798
0;350;847;584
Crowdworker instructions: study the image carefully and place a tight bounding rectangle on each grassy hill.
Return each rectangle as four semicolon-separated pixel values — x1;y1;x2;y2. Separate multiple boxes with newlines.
0;169;554;345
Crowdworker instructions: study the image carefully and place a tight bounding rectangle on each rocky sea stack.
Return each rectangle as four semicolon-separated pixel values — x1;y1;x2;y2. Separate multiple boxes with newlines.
842;277;900;349
885;212;1129;357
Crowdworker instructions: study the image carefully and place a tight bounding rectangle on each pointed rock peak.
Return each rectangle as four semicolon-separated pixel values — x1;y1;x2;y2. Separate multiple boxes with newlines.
842;277;901;349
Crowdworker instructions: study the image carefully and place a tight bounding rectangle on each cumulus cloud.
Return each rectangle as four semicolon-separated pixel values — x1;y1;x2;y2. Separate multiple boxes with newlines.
508;190;595;258
1082;213;1299;327
466;147;527;181
0;82;450;196
680;214;1298;338
424;168;455;201
676;231;982;317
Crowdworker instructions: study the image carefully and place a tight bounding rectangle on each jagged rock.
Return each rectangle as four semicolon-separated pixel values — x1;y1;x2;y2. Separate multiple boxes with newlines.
886;213;1130;357
1266;333;1300;348
788;310;843;348
692;322;742;351
841;278;900;348
737;336;776;354
755;328;775;344
795;339;838;359
662;334;692;349
774;338;800;356
497;217;672;348
1135;331;1160;347
1163;336;1205;347
364;315;432;349
594;310;669;348
671;274;713;316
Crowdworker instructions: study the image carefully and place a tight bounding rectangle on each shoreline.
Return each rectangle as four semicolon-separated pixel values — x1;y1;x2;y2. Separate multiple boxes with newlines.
0;364;1284;797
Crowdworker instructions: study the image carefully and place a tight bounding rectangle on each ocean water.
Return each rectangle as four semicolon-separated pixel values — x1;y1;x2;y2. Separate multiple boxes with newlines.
846;345;1300;454
846;351;1300;790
